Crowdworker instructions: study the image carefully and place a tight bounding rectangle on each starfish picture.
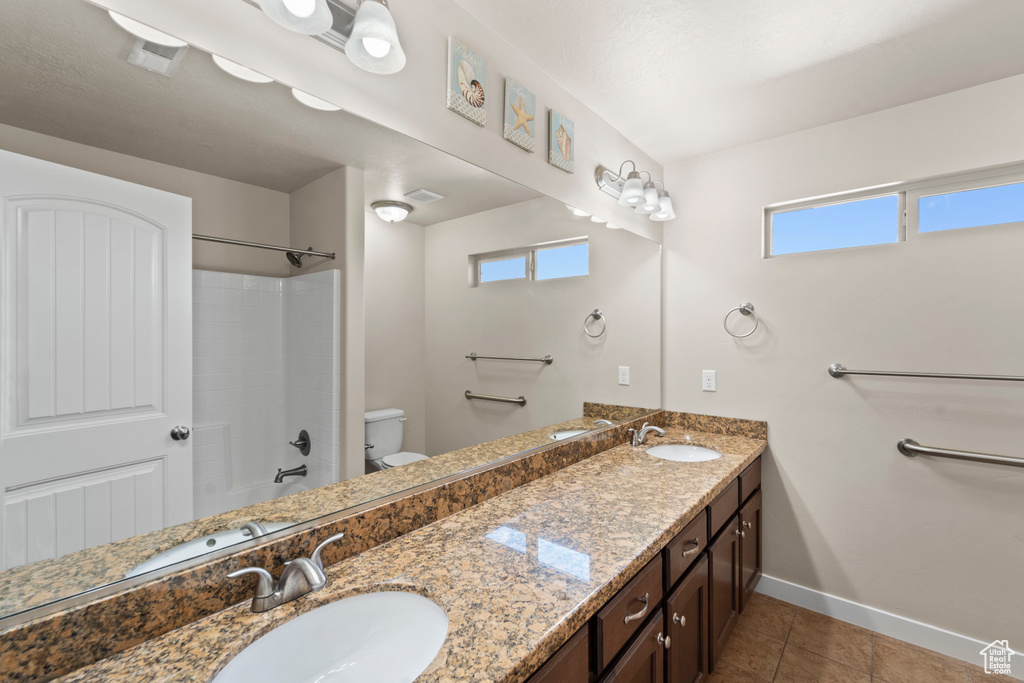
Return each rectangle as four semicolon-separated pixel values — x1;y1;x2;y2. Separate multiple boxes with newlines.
510;96;534;135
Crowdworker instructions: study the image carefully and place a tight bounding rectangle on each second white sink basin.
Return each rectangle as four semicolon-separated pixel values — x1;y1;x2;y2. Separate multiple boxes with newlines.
647;444;722;462
212;591;448;683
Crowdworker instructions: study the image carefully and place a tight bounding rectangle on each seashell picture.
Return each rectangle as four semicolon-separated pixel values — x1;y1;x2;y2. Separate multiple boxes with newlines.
548;109;575;174
447;37;487;127
503;78;536;152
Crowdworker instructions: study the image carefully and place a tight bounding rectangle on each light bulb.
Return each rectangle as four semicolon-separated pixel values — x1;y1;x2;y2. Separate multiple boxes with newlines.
362;37;392;58
212;55;274;84
291;88;342;111
572;208;591;217
108;11;188;48
283;0;316;17
619;172;644;206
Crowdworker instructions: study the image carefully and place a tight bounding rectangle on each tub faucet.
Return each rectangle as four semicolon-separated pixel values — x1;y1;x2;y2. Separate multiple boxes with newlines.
227;532;346;613
629;422;666;447
274;464;307;483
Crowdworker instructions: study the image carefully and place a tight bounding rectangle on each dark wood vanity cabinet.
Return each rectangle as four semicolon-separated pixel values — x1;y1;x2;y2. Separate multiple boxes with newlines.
707;515;741;666
665;556;709;683
598;609;666;683
739;489;762;611
528;626;592;683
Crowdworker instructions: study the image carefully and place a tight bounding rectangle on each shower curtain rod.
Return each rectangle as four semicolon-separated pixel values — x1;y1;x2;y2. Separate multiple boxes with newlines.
192;234;336;260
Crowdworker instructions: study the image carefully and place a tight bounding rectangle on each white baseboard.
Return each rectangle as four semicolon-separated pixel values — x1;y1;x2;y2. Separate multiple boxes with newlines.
756;575;988;665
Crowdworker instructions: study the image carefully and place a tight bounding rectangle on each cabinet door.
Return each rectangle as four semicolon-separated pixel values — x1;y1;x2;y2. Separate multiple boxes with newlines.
666;557;709;683
599;609;665;683
739;490;762;612
528;626;591;683
707;517;740;668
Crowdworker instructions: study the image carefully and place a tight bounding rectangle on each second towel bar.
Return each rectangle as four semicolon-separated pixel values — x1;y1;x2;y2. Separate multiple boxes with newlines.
467;353;553;364
829;363;1024;383
465;390;527;407
897;439;1024;468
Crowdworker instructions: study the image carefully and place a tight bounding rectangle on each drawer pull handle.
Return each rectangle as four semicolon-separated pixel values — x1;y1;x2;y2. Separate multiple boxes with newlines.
681;539;700;557
672;612;686;627
658;632;671;649
623;592;649;624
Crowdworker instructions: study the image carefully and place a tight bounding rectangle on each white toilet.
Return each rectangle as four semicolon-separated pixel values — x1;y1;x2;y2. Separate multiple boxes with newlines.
364;409;428;471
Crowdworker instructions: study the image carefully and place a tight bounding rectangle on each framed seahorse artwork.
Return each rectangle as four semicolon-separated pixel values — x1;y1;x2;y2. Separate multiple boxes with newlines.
446;37;487;127
548;109;574;173
503;78;536;152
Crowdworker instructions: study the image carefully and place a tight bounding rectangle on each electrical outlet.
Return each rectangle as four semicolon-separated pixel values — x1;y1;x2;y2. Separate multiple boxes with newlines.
702;370;717;392
618;366;630;386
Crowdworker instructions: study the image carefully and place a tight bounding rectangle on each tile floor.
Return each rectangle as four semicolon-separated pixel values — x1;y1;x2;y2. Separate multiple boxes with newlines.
710;594;1020;683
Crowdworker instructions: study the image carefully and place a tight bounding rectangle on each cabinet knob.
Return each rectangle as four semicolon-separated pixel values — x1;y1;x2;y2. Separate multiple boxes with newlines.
657;632;671;649
672;612;686;627
743;521;753;529
734;529;746;537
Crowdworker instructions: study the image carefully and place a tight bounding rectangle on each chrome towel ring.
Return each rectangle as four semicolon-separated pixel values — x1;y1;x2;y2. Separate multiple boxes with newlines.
584;309;606;338
723;302;758;338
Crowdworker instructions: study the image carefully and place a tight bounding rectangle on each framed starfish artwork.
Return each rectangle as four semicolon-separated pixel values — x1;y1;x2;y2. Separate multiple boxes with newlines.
548;109;575;173
503;78;535;152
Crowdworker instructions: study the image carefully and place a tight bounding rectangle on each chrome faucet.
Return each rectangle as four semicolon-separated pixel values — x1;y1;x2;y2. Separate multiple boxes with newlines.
629;422;666;447
239;521;270;538
228;532;345;613
594;419;614;426
274;464;307;483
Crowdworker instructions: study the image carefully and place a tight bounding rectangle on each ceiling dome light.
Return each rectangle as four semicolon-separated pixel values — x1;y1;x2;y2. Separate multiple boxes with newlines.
346;0;407;75
650;191;676;222
618;171;644;207
372;200;413;223
108;11;188;47
212;55;274;83
257;0;332;35
291;88;342;111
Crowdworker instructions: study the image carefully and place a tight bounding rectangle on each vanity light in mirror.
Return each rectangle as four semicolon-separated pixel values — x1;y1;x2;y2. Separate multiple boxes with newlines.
372;200;413;223
590;216;607;224
346;0;407;75
257;0;333;34
108;11;188;47
212;55;274;83
291;88;342;110
571;208;591;217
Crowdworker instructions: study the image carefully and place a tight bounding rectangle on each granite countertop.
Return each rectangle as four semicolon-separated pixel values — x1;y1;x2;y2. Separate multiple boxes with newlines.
57;427;766;683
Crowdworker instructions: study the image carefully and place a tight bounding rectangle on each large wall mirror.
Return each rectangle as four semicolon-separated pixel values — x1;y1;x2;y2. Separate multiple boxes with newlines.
0;0;661;623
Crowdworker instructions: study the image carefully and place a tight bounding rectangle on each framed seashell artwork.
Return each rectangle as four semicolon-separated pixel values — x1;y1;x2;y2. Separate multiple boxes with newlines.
503;78;535;152
548;109;575;174
447;37;487;127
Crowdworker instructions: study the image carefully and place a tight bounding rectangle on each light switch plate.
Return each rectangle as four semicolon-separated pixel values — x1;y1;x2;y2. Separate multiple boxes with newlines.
702;370;717;392
618;366;630;386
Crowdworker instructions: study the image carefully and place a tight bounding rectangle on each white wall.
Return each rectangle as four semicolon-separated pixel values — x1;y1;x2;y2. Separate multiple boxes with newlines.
364;211;427;455
664;74;1024;648
0;123;291;277
425;198;661;456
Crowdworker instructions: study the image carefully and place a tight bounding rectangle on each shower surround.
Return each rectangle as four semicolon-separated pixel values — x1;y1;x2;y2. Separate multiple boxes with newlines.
191;269;341;520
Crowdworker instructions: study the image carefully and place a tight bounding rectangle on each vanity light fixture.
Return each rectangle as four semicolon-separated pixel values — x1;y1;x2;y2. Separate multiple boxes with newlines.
212;55;274;83
108;11;188;48
605;223;622;230
346;0;407;75
590;216;607;224
372;200;413;223
595;162;676;222
571;208;591;217
257;0;333;35
291;88;342;110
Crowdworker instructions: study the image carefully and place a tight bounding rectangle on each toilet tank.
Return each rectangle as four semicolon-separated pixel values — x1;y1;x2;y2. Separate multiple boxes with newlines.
364;409;405;459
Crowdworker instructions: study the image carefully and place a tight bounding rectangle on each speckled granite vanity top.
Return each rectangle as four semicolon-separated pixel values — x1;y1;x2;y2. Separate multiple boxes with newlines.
57;428;765;683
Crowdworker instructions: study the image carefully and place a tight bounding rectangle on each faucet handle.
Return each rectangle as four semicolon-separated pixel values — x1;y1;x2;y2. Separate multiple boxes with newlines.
310;532;346;571
227;566;276;598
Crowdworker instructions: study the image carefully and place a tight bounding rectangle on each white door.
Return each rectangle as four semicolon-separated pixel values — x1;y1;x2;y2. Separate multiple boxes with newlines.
0;150;192;571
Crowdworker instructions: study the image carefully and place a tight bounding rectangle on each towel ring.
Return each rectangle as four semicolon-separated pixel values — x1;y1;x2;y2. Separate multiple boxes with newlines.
723;302;758;338
584;309;606;338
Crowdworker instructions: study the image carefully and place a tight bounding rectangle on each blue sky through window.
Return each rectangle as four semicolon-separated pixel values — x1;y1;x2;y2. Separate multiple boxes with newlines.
537;243;588;280
919;182;1024;232
772;195;899;255
479;256;526;283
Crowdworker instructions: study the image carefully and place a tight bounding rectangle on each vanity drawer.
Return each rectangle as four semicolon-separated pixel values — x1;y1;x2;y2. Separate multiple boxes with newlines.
528;625;590;683
594;554;664;671
663;509;708;591
739;458;761;502
708;479;739;540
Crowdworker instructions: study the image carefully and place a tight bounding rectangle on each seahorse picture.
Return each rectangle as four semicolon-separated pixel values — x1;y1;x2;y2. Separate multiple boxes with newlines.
447;37;487;127
503;78;536;152
548;109;575;174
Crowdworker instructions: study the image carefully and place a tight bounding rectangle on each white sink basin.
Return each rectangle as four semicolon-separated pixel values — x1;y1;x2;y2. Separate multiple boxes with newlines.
212;591;449;683
126;523;295;578
551;429;589;440
647;444;722;462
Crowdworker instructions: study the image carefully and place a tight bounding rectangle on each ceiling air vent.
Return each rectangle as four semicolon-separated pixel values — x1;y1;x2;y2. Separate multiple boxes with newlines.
404;188;445;204
127;38;187;77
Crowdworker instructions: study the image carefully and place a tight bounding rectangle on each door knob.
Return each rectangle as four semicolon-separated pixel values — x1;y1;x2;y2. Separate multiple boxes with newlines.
170;426;190;441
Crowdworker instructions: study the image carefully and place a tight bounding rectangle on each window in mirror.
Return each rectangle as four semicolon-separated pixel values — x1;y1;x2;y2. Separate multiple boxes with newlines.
479;255;528;283
472;238;588;286
536;242;589;280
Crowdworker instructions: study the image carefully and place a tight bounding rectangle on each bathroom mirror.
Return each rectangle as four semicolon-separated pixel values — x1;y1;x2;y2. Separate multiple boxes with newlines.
0;0;660;622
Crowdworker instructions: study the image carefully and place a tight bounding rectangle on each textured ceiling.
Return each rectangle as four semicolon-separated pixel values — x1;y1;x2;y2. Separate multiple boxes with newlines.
0;0;539;225
454;0;1024;164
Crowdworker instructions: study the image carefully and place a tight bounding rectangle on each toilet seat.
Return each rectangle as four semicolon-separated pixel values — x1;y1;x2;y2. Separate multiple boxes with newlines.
381;452;427;468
